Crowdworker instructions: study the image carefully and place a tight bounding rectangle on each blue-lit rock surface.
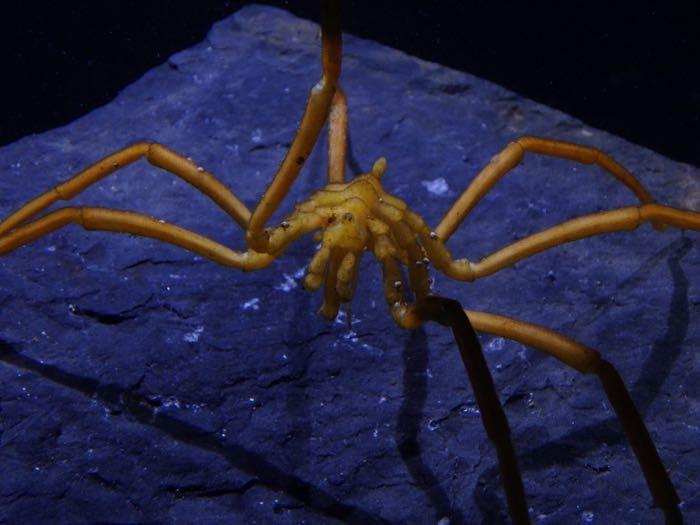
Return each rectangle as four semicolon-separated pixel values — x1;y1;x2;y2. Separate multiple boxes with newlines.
1;5;698;524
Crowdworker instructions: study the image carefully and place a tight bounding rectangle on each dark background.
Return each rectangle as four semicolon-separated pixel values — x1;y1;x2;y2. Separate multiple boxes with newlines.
3;1;699;166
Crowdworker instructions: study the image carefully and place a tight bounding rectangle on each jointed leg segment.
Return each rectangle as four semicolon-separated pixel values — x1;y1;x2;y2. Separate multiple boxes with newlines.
246;0;342;251
410;297;529;525
401;135;699;285
466;309;682;523
0;0;344;266
0;206;273;270
0;142;251;237
466;203;700;280
436;136;659;241
414;203;700;282
0;141;274;268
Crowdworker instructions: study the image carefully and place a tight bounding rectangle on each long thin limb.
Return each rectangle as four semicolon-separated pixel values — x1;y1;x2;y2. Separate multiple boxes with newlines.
247;0;342;251
464;204;699;280
407;204;700;282
397;297;530;525
377;272;527;522
465;309;682;524
0;206;278;270
437;136;657;241
0;143;251;237
328;86;348;184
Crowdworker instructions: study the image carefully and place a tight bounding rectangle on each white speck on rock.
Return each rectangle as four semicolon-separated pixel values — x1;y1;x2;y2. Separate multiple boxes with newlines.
251;128;263;143
242;297;260;311
183;326;204;343
275;273;297;292
485;337;505;352
341;330;359;344
518;347;529;361
334;309;360;327
421;177;449;196
462;404;480;416
162;397;181;409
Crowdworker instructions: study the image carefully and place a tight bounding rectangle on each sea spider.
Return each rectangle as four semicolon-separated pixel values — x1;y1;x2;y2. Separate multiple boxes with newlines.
0;2;698;524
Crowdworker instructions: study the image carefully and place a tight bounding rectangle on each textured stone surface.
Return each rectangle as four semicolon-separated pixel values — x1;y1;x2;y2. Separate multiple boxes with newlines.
1;5;698;525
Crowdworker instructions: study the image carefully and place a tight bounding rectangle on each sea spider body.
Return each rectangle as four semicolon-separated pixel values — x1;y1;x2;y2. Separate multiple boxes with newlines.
275;157;427;320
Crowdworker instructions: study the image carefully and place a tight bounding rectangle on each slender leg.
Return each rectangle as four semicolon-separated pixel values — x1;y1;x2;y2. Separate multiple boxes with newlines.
462;204;699;281
247;0;342;251
398;297;530;525
328;86;348;184
2;0;342;253
436;136;658;241
404;204;699;282
465;309;682;524
0;143;251;237
0;206;282;270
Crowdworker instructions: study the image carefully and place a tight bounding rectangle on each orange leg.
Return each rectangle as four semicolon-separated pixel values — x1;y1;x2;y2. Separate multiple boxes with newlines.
436;136;658;241
402;203;699;281
462;204;699;281
0;1;344;263
406;297;530;525
328;86;348;184
0;206;273;270
0;142;251;237
465;309;682;524
246;0;342;251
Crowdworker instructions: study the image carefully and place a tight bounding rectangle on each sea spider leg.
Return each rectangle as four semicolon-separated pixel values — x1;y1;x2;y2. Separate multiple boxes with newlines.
460;204;700;281
465;309;682;524
0;143;251;237
436;136;659;242
402;204;699;282
0;200;328;271
400;297;530;525
371;259;528;522
0;206;273;270
328;86;348;184
0;0;342;260
247;0;341;252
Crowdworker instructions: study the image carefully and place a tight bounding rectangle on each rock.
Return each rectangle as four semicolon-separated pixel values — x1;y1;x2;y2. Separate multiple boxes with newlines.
0;5;698;524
